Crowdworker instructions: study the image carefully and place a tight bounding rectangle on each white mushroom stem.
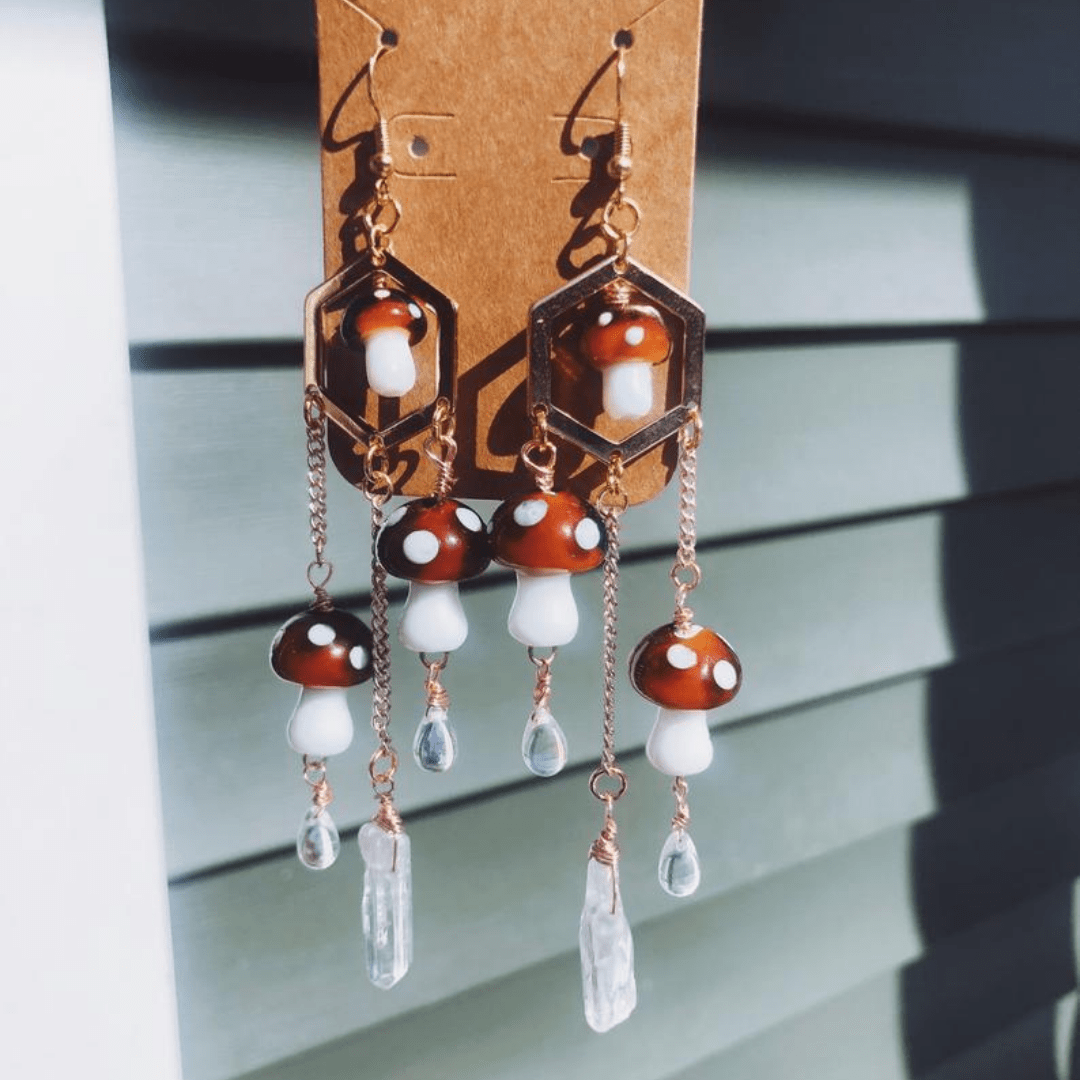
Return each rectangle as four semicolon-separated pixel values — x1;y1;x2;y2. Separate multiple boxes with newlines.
507;569;579;647
287;687;355;757
363;327;417;398
398;581;468;653
645;707;713;776
602;362;653;420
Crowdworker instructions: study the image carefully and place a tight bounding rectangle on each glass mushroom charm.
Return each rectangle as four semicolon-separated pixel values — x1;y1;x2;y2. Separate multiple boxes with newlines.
489;489;607;776
630;623;741;896
580;291;672;421
270;607;374;868
341;284;428;398
376;496;491;771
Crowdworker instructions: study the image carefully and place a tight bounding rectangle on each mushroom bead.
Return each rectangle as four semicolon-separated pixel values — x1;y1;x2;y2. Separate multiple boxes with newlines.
581;301;671;421
489;491;607;648
341;286;428;398
376;497;491;653
270;608;374;758
629;622;741;777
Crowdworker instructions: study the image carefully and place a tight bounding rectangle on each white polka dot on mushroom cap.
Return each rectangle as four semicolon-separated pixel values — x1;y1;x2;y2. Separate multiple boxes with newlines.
666;644;697;669
513;499;548;527
624;324;645;346
713;660;738;690
455;506;483;532
408;303;422;319
403;529;440;564
349;645;368;670
574;517;601;550
307;623;336;647
373;288;390;299
598;311;614;327
385;504;408;527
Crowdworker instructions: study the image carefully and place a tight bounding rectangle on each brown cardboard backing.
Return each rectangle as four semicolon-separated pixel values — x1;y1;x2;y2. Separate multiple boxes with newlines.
312;0;704;505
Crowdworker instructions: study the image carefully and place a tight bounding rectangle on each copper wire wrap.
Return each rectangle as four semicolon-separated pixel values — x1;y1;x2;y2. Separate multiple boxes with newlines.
303;388;334;610
421;652;451;710
423;398;458;499
671;775;691;831
302;755;334;813
520;405;557;493
671;406;703;629
528;646;557;711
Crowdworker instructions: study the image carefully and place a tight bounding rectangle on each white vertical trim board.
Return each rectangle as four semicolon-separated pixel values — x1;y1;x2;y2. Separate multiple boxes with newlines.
0;2;181;1078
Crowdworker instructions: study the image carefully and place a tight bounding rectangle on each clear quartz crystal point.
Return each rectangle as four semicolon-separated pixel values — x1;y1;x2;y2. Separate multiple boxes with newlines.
358;821;413;989
658;828;701;897
579;856;637;1033
296;806;340;870
521;706;568;777
413;704;457;772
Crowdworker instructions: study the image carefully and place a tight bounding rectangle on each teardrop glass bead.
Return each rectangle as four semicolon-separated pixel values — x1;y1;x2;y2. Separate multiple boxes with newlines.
296;806;340;870
658;828;701;897
521;706;568;778
413;705;457;772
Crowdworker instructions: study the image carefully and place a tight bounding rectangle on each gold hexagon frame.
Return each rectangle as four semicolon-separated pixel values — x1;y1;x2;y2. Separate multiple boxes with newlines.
528;255;704;466
303;251;457;454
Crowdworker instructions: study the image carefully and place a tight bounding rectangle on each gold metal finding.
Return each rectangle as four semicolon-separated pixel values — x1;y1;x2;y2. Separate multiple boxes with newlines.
420;651;451;710
528;645;557;711
302;755;334;812
423;397;458;498
358;41;402;264
600;42;641;267
671;405;703;629
671;775;691;831
520;405;557;492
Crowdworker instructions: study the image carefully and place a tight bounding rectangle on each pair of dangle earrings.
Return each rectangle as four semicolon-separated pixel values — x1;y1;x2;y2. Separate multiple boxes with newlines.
268;30;744;1025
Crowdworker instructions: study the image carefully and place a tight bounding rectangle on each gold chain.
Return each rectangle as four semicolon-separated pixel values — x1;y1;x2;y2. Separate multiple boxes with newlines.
671;406;703;628
362;437;398;804
589;456;629;809
303;387;334;609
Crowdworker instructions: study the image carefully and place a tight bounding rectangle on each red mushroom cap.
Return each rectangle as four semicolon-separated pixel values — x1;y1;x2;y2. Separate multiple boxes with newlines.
341;287;428;348
270;607;374;687
376;497;491;583
581;301;671;370
629;622;741;710
489;490;606;573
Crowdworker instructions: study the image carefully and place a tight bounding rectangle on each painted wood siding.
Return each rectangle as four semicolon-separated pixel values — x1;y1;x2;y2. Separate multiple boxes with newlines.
104;2;1080;1078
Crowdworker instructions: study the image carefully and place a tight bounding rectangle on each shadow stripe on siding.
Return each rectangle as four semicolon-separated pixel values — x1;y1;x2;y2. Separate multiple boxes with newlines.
173;748;1080;1080
153;489;1080;877
133;332;1080;624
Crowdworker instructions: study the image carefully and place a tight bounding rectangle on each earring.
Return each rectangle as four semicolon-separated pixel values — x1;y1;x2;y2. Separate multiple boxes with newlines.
523;31;706;1031
300;35;456;990
489;408;608;778
269;390;374;871
375;398;491;773
629;408;742;899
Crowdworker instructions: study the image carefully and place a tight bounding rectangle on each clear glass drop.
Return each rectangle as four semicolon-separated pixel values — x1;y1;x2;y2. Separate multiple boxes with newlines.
413;705;457;772
579;856;637;1032
521;706;568;777
658;828;701;897
358;821;413;989
296;806;340;870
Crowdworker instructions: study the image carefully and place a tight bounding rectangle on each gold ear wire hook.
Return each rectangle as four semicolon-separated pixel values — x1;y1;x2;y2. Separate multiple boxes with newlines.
367;42;394;179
